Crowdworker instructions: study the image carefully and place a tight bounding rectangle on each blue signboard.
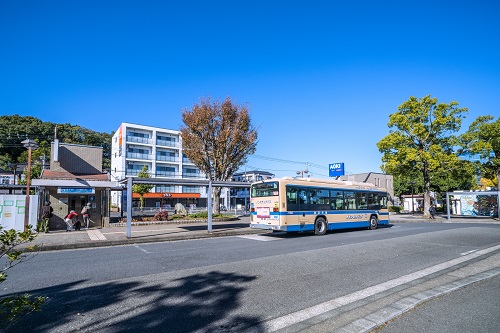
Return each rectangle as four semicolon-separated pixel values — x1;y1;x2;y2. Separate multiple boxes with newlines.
329;163;345;177
57;187;95;194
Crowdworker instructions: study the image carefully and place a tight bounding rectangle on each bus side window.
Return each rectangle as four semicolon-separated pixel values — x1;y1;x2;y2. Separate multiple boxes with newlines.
379;194;387;209
344;191;356;210
368;193;379;210
310;189;329;210
330;190;344;210
357;192;367;210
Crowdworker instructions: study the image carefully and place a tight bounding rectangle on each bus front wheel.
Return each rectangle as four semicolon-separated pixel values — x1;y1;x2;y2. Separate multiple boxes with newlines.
314;217;327;236
369;215;378;230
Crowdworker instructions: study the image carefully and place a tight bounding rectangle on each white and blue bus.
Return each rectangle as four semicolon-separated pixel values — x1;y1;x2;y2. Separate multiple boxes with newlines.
250;177;389;235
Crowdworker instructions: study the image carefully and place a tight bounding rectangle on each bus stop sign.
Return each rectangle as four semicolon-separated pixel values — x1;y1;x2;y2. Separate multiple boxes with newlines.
329;163;345;177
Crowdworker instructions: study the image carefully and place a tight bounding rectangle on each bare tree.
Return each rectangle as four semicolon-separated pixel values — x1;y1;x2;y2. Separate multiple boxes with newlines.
180;97;258;214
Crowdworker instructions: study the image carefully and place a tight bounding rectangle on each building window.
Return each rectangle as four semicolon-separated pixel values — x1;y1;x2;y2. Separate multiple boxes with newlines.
183;186;200;193
183;168;200;178
156;185;176;192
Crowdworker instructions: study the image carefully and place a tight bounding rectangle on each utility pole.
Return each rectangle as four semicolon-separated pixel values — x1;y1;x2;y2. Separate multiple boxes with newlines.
40;155;46;177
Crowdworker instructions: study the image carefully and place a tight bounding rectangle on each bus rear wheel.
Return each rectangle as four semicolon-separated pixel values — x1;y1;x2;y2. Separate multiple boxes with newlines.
314;217;327;236
369;215;378;230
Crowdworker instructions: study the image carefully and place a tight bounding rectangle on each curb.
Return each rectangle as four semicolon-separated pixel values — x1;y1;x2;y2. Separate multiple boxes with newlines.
20;228;271;252
334;267;500;333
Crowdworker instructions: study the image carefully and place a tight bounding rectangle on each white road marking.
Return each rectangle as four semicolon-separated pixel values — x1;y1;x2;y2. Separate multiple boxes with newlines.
252;244;500;332
133;245;152;254
87;229;107;241
237;235;283;241
461;249;478;256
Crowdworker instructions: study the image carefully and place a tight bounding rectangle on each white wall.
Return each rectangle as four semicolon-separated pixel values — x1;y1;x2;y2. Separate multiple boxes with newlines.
0;194;39;231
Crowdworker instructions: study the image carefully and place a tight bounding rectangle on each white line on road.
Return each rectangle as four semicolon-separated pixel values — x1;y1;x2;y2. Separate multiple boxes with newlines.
237;235;283;241
460;249;478;256
253;244;500;332
133;245;152;254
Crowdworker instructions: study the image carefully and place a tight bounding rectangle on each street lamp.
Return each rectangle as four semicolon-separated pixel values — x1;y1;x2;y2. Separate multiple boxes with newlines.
296;166;309;178
22;139;39;231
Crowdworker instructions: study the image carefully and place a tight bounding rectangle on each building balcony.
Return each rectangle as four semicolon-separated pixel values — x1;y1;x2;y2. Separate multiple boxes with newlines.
182;173;203;179
126;152;153;160
156;139;180;148
126;170;145;177
156;171;178;177
126;136;153;145
156;155;180;163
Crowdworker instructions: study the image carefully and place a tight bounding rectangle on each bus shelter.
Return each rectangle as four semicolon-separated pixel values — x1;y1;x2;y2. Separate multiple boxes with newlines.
119;177;251;238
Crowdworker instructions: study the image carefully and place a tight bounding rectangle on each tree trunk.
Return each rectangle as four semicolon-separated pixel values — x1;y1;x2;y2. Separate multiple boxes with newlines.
213;187;222;215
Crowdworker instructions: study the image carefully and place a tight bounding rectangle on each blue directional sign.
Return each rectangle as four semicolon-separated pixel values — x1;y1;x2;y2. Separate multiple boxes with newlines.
329;163;345;177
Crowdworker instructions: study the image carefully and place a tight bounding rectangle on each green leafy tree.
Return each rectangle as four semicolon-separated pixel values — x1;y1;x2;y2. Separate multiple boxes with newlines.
132;165;154;209
180;97;258;214
19;162;43;189
459;116;500;184
377;95;469;216
0;226;46;330
0;115;113;171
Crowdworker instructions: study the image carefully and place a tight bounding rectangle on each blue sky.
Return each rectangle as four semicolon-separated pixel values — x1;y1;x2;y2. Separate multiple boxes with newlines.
1;1;499;178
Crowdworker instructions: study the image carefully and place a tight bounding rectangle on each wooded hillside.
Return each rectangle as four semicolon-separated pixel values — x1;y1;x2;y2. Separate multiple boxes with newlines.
0;115;113;172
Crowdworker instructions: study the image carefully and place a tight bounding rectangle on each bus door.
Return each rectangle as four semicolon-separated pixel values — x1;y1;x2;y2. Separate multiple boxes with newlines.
298;189;309;225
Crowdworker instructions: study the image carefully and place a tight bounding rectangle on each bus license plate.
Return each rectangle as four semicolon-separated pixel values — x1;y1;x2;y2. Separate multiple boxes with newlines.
257;207;270;218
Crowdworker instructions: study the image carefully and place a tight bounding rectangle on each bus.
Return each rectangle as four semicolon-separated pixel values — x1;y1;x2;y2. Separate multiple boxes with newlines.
250;177;389;235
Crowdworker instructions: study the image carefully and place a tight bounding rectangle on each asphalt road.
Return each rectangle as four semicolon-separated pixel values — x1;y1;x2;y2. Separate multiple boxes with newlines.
1;222;499;333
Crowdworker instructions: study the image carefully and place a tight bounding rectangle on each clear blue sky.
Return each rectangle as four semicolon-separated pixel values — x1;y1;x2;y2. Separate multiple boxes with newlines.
1;1;499;178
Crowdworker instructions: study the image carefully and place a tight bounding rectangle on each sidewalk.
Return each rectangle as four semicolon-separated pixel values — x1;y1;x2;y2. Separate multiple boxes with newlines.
390;213;499;223
22;216;268;252
20;214;498;252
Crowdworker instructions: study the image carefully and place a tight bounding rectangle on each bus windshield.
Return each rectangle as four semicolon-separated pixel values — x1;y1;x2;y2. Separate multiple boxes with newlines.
251;181;279;197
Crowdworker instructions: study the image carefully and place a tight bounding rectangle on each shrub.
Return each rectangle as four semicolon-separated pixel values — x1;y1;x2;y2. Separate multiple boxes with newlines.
0;226;46;330
188;211;225;219
153;210;169;221
189;211;209;219
388;206;402;213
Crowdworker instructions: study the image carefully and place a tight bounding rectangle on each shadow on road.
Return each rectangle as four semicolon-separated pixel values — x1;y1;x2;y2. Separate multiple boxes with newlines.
4;271;262;333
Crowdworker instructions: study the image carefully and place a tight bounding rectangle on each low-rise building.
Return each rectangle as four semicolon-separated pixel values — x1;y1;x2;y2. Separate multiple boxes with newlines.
32;139;119;230
337;172;394;204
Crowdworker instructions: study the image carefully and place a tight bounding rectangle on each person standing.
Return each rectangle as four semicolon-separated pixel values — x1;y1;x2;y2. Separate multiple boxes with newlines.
429;204;436;219
64;210;78;231
81;203;91;230
40;201;53;233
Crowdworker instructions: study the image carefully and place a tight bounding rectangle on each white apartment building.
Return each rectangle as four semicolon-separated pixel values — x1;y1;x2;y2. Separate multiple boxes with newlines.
111;122;229;209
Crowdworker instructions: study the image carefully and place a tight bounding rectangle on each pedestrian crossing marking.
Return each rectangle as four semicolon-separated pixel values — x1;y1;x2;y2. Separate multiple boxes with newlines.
87;229;107;241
